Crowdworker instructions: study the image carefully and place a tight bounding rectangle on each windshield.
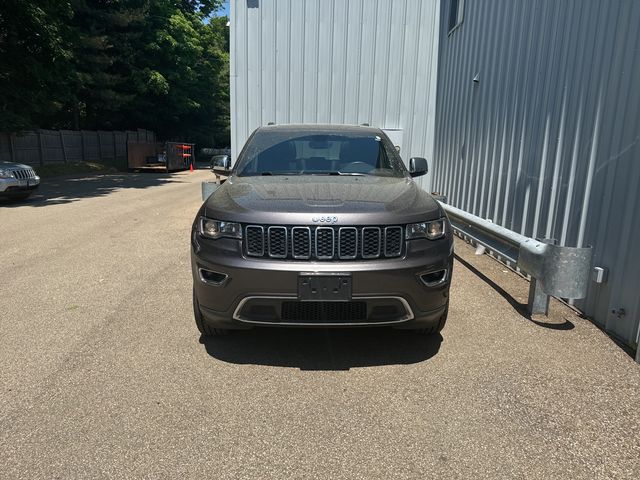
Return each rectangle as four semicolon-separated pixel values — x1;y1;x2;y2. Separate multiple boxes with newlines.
235;130;407;177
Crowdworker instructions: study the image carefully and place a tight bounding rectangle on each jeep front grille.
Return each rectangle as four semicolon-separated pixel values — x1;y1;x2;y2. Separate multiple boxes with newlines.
11;169;36;180
244;225;404;260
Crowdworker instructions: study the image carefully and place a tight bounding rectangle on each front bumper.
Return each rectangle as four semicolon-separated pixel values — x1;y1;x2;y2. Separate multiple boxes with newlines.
191;229;453;329
0;176;40;195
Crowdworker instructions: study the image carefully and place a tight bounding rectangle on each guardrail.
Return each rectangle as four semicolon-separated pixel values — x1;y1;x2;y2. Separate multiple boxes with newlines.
440;202;593;316
202;181;221;200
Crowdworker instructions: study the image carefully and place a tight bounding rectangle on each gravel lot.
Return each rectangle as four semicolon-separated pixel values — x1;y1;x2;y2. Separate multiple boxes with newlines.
1;170;639;479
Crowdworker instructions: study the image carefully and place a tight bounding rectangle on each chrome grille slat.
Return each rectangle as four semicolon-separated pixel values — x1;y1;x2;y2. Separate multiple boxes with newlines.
244;225;403;260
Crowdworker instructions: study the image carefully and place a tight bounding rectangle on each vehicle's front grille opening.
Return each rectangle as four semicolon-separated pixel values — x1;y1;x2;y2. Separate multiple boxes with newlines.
315;227;335;259
420;269;448;286
11;169;35;179
292;227;311;258
246;226;264;256
244;224;404;261
235;297;412;324
338;227;357;259
268;226;287;258
384;226;403;256
281;301;367;323
362;227;381;258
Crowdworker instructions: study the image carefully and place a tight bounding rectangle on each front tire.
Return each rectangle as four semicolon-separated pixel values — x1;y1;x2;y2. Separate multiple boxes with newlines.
414;302;449;335
193;288;229;336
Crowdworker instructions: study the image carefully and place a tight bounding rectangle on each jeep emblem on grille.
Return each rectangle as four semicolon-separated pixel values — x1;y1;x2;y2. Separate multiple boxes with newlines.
312;216;338;224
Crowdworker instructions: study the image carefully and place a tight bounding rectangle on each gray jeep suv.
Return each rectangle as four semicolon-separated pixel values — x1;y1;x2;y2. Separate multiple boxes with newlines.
0;161;40;200
191;124;453;336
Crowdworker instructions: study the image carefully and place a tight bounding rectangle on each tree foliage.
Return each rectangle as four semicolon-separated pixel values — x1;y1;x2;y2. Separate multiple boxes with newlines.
0;0;229;147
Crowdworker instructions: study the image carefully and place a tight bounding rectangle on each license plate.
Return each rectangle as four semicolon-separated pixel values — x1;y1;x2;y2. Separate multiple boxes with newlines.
19;179;28;187
298;273;352;301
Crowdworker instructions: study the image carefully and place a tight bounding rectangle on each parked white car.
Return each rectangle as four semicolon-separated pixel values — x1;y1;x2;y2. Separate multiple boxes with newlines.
0;161;40;200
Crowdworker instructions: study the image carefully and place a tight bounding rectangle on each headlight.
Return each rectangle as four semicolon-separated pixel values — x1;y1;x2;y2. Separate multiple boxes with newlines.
406;219;446;240
0;169;15;179
199;218;243;239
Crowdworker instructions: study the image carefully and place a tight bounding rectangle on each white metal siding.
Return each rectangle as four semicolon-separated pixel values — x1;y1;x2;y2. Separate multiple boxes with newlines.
230;0;440;190
433;0;640;350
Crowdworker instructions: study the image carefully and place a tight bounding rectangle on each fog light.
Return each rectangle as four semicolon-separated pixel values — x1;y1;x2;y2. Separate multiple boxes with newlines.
199;268;228;285
419;269;448;286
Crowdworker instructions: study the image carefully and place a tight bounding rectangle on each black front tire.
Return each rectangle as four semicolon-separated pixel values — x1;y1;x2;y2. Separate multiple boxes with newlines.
415;302;449;335
193;289;229;336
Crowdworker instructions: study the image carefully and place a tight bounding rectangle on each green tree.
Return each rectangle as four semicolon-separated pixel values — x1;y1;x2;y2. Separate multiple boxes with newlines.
125;2;228;146
66;0;147;129
0;0;230;147
0;0;73;130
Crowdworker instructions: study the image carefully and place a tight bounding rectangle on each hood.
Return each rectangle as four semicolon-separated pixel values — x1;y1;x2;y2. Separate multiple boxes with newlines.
204;175;443;225
1;161;33;170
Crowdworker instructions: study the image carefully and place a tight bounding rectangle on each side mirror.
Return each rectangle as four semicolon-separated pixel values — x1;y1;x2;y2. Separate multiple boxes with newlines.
409;157;428;177
211;155;231;174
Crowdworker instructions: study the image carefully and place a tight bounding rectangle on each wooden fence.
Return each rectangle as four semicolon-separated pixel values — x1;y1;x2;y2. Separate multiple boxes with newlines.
0;129;156;167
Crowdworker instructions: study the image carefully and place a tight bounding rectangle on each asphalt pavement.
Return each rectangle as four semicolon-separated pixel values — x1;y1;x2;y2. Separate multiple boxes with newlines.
1;169;639;479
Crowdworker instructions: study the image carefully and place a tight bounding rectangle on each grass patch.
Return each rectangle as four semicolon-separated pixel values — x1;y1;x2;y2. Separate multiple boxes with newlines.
35;161;119;179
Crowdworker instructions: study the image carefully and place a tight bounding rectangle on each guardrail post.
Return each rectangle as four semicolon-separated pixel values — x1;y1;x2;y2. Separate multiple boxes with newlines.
526;238;555;316
527;279;550;316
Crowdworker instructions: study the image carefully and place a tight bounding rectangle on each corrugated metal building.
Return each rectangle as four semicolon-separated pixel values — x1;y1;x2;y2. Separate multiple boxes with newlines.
230;0;441;191
432;0;640;356
230;0;640;357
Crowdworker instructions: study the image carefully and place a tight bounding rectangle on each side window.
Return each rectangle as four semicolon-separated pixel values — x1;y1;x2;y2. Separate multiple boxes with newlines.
448;0;465;36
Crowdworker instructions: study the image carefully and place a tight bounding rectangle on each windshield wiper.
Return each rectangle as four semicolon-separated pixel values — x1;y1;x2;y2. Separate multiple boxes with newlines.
303;171;367;176
259;171;367;176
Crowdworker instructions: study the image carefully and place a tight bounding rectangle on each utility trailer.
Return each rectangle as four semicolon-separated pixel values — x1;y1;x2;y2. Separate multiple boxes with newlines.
127;141;195;172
